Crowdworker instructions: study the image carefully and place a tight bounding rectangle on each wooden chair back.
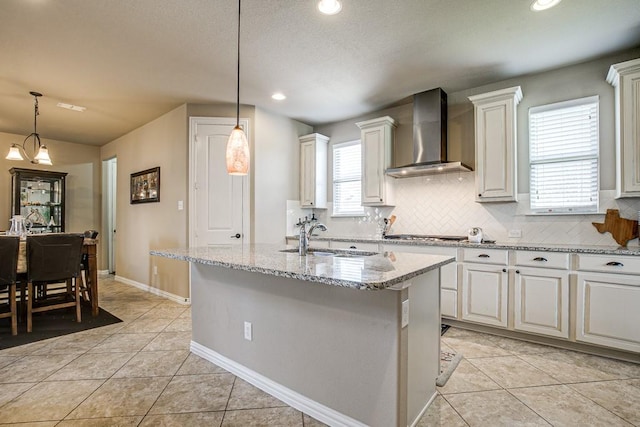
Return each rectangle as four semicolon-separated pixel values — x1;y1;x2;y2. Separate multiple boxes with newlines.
26;234;84;283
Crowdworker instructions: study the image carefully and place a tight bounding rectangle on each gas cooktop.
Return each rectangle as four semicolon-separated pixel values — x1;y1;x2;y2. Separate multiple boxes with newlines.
383;234;468;242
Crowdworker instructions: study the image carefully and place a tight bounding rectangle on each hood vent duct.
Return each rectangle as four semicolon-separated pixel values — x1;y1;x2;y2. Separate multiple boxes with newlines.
386;87;472;178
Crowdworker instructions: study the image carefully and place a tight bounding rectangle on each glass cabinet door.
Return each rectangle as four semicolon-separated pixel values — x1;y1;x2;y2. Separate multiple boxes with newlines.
10;168;67;233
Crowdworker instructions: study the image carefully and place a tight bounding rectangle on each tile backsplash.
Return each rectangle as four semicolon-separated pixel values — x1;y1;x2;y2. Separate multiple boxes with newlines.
289;171;640;248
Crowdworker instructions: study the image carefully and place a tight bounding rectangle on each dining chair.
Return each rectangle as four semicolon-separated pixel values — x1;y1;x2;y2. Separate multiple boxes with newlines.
26;233;84;333
79;230;98;302
0;236;20;335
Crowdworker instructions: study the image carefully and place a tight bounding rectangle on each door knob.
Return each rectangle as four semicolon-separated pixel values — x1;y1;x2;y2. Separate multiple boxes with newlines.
231;233;241;239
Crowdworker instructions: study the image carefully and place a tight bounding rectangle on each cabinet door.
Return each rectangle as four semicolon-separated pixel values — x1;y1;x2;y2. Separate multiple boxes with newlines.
469;86;521;202
300;141;316;207
361;126;386;205
514;267;569;338
608;58;640;197
357;116;396;206
576;273;640;353
461;263;508;327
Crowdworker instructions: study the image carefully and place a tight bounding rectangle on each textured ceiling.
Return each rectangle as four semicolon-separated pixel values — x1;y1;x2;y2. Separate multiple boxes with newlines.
0;0;639;146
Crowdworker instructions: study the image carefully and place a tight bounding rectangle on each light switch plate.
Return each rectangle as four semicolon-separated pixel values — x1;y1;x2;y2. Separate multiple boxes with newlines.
401;300;409;328
244;321;252;341
508;229;522;238
178;200;184;210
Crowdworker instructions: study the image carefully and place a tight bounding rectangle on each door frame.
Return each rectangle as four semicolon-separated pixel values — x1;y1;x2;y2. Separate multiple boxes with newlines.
188;116;251;249
102;156;117;274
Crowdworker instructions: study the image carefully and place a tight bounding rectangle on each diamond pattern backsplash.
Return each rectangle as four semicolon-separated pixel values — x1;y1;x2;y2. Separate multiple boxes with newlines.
292;171;640;248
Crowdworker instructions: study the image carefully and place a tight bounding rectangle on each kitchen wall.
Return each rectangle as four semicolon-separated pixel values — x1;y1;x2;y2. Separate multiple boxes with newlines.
101;105;190;301
100;102;309;301
254;107;312;244
311;48;640;248
0;131;101;237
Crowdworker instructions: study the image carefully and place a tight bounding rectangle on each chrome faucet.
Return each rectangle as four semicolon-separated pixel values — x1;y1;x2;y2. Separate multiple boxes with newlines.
297;216;327;256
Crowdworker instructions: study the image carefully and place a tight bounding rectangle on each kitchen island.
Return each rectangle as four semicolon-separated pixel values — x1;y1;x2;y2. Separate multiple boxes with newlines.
152;244;454;427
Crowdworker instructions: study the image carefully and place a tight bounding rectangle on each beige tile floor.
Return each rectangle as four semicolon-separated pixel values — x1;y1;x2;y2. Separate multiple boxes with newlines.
0;276;637;426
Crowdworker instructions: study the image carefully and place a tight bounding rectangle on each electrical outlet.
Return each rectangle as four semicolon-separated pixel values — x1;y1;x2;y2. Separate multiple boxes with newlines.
177;200;184;210
244;321;252;341
153;265;158;275
401;300;409;328
508;229;522;238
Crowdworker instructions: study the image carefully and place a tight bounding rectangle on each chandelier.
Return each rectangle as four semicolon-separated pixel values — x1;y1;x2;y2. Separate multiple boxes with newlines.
6;91;53;165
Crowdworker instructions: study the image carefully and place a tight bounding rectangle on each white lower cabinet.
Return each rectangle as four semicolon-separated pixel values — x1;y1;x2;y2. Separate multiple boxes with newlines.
384;244;458;319
461;262;508;328
576;272;640;353
513;267;569;338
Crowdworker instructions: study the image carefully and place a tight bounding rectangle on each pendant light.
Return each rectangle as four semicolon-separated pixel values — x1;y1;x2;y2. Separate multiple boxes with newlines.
6;91;53;165
226;0;250;175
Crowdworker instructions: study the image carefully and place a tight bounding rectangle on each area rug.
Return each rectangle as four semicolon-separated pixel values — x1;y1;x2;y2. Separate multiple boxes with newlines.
437;350;463;387
0;304;122;350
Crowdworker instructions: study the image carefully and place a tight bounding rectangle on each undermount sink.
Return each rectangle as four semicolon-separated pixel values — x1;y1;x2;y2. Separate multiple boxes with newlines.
279;248;378;257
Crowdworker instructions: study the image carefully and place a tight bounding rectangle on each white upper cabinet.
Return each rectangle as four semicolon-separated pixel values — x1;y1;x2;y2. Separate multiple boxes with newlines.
299;133;329;209
607;58;640;198
469;86;522;202
356;116;396;206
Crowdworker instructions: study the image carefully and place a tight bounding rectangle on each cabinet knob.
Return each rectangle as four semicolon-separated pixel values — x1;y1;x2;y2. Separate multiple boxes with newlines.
605;261;624;267
478;254;490;258
380;198;383;201
349;245;356;249
502;268;507;273
515;270;520;274
533;257;548;262
310;202;313;205
478;194;482;197
231;233;241;239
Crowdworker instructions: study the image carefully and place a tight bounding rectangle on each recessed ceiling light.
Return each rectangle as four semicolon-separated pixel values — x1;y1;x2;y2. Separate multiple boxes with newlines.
272;93;286;101
56;102;86;112
530;0;561;11
318;0;342;15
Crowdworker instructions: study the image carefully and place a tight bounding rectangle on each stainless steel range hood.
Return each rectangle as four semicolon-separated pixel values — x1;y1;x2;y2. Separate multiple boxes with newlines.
386;88;472;178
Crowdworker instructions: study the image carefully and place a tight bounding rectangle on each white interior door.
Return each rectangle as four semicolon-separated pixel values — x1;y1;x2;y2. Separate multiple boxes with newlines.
190;117;250;247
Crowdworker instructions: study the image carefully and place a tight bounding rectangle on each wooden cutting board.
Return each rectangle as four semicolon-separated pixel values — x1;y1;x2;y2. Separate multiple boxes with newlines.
592;209;639;247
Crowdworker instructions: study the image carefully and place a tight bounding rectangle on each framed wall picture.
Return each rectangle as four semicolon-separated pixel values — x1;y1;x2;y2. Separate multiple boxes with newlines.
130;167;160;204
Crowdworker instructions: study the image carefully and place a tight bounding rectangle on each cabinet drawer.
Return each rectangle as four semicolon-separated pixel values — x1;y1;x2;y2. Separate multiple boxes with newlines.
463;248;508;265
577;254;640;275
515;251;569;270
330;241;379;251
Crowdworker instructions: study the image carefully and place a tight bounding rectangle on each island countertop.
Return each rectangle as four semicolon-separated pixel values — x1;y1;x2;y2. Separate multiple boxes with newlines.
151;243;454;290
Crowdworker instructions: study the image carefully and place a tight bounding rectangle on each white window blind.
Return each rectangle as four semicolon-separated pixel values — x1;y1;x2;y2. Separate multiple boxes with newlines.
529;96;599;214
333;140;364;216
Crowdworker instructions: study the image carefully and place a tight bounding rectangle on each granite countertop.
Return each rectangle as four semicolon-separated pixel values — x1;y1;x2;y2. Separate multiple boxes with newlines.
151;243;454;290
286;235;640;256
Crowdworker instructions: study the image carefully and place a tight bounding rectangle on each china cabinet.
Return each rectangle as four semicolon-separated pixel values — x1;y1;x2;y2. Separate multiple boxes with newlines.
9;168;67;233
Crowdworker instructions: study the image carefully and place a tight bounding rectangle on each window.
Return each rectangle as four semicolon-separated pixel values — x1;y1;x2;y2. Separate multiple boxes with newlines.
333;140;364;216
529;96;599;214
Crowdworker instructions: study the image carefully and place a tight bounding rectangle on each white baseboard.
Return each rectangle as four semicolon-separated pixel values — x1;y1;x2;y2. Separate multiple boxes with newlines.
114;275;190;305
190;341;368;427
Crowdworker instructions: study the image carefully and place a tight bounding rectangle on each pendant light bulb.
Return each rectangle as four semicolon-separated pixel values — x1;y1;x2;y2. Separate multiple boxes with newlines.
226;125;249;175
226;0;250;176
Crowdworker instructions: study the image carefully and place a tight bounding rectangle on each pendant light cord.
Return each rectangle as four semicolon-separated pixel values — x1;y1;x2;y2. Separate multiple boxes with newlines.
235;0;241;127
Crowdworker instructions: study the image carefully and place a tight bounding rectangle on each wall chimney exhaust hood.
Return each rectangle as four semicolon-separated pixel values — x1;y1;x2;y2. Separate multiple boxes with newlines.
386;88;472;178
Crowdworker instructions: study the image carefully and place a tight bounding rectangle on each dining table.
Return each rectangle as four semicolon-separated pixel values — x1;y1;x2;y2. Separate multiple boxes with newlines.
17;237;99;316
